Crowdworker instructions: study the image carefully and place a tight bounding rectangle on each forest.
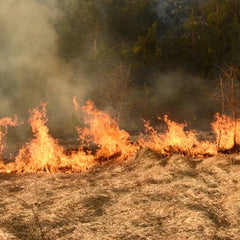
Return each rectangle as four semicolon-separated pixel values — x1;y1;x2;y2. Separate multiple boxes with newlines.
56;0;240;77
0;0;239;135
53;0;240;129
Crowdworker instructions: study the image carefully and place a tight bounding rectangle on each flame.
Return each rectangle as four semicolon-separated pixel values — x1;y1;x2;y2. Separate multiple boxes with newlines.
211;113;240;150
139;115;217;157
1;99;240;174
76;100;137;161
1;100;137;174
4;103;95;173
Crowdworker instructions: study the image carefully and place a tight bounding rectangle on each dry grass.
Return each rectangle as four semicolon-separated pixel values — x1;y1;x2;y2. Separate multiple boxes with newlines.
0;147;240;239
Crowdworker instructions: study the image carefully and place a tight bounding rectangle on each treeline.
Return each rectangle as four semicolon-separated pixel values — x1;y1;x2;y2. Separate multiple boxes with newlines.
52;0;240;129
55;0;240;78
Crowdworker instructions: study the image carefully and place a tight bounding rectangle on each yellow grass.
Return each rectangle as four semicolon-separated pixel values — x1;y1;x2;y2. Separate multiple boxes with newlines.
0;148;240;239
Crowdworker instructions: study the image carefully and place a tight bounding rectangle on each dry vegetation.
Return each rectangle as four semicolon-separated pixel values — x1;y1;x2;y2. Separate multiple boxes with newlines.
0;147;240;240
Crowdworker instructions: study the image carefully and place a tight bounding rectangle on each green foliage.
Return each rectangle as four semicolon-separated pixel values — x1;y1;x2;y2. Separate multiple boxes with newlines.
55;0;161;68
55;0;240;78
132;23;162;64
182;0;240;75
55;0;108;61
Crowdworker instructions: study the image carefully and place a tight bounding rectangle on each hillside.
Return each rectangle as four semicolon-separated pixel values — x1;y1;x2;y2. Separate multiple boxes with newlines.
0;149;240;240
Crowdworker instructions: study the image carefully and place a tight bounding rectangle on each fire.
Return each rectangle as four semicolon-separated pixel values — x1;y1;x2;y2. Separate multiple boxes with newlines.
1;99;136;174
75;99;138;161
139;115;217;157
211;113;240;150
1;99;240;174
4;103;95;173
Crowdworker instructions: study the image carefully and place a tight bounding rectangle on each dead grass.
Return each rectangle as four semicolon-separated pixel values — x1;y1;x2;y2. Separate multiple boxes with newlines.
0;148;240;239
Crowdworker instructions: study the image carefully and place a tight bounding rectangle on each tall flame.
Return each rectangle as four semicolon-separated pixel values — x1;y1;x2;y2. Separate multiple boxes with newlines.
4;103;95;173
75;99;137;161
1;99;240;174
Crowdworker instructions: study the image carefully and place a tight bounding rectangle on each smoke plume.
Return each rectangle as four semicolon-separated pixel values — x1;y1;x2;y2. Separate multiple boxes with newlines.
0;0;89;140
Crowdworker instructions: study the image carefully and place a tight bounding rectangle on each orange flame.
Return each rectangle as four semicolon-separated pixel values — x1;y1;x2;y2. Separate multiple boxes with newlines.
2;99;240;174
139;115;217;157
4;103;95;173
211;113;240;150
76;100;137;161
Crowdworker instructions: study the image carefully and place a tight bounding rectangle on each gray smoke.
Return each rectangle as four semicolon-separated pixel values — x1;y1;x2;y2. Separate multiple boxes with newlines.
0;0;217;145
126;69;217;132
0;0;89;140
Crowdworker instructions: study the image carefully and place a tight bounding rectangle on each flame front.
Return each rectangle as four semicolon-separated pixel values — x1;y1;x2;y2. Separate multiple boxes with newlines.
76;100;137;161
4;103;95;173
1;100;240;174
212;113;240;150
139;115;217;157
1;99;137;174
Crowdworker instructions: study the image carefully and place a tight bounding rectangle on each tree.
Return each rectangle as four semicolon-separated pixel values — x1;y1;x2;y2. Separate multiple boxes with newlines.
183;0;240;75
102;64;135;121
157;0;204;70
214;64;240;148
55;0;107;61
55;0;161;67
158;0;240;76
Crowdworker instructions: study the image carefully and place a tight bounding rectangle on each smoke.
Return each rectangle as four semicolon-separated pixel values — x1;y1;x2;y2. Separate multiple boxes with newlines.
0;0;90;139
0;0;218;146
127;69;217;131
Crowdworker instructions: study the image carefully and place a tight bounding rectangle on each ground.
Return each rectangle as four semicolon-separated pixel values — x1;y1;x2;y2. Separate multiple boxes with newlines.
0;148;240;240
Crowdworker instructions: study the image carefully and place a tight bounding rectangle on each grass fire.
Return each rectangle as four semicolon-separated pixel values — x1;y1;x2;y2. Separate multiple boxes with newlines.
1;0;240;239
0;99;240;175
1;101;240;239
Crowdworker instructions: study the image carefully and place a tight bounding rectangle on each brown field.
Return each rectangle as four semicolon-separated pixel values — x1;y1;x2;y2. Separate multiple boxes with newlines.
0;148;240;240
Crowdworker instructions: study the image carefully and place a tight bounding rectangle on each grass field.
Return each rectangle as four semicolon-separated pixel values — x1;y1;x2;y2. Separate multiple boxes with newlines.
0;148;240;240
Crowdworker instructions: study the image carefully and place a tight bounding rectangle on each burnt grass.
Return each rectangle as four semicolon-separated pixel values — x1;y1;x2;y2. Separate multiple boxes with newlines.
0;148;240;239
